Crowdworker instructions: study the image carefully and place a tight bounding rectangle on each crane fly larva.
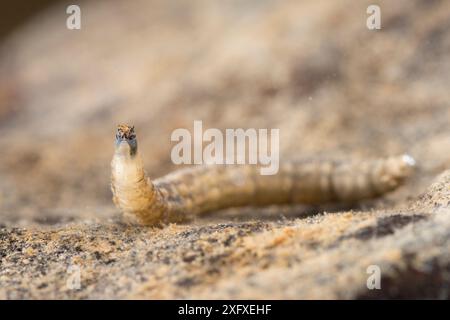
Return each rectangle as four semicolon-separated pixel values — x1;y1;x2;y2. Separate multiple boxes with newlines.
111;125;416;226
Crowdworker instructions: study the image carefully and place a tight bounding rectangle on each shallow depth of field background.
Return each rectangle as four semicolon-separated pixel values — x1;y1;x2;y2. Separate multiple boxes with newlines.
0;0;449;299
0;0;448;224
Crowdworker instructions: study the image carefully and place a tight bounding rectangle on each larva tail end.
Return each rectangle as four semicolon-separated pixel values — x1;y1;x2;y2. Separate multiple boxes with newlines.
401;154;416;168
380;154;416;189
398;154;417;178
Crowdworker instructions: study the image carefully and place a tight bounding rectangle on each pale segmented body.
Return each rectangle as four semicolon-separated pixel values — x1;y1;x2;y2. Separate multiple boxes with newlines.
111;125;415;226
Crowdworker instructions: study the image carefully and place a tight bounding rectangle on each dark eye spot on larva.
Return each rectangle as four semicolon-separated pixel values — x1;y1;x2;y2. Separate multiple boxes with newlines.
116;124;136;140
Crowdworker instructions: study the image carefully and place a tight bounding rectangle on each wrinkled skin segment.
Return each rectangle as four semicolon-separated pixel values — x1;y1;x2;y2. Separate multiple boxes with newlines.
111;125;415;226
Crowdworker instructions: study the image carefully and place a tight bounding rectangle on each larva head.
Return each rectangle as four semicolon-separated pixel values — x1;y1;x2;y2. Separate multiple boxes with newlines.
115;124;138;157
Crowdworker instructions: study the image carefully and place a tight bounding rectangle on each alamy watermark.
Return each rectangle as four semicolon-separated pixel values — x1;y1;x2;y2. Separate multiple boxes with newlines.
66;264;81;290
65;4;380;31
66;5;81;30
366;265;381;290
367;5;381;30
171;121;280;175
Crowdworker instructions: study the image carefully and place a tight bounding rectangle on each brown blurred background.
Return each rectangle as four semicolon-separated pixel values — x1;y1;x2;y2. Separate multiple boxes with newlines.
0;0;450;300
0;1;54;40
0;0;449;225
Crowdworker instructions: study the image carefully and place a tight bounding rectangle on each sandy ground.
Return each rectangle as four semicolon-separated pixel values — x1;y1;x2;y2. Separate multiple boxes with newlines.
0;0;449;299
